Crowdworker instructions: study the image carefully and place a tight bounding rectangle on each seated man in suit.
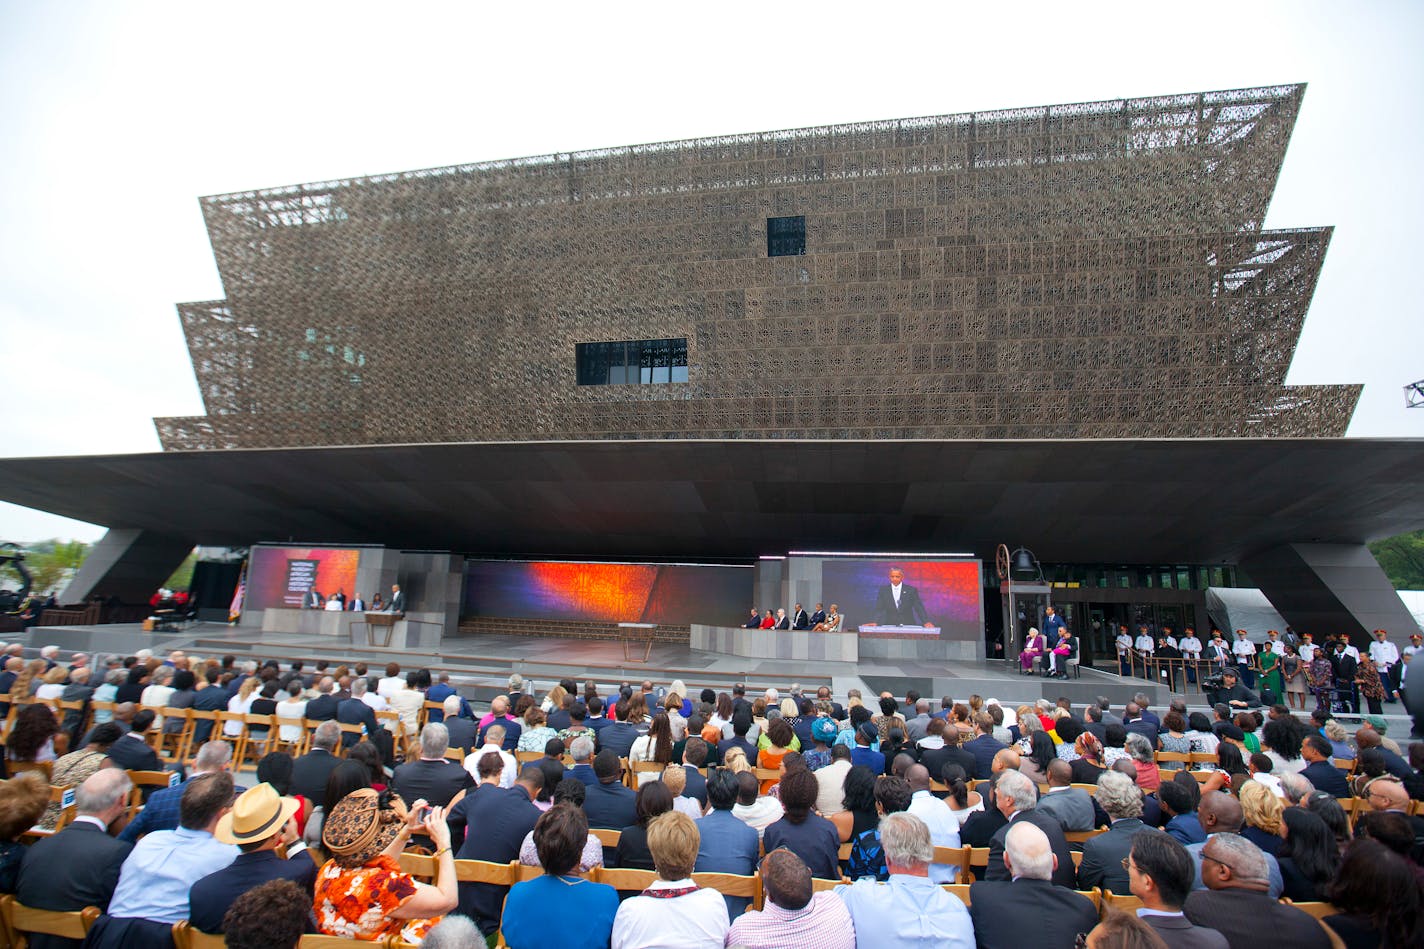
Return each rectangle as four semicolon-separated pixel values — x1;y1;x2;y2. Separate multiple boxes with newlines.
566;735;598;786
970;821;1099;949
441;694;479;752
1036;759;1096;832
302;677;340;722
337;679;381;748
694;768;760;919
1127;832;1228;949
581;749;637;830
105;708;162;772
17;769;135;917
121;739;237;842
1159;778;1207;845
1076;770;1162;895
187;783;316;933
986;770;1076;888
392;722;475;809
290;720;343;802
1184;833;1330;949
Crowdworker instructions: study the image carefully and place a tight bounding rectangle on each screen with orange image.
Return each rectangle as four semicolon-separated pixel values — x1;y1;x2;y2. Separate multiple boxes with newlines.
247;545;362;610
462;560;751;625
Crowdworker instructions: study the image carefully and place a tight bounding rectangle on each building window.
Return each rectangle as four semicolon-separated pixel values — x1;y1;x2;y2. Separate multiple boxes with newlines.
767;216;806;257
576;338;688;386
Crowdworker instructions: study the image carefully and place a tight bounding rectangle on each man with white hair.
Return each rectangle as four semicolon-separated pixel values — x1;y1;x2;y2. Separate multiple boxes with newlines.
1184;832;1330;948
985;769;1077;887
972;822;1099;948
836;812;972;948
567;735;597;785
443;694;478;751
120;740;237;842
17;769;134;914
393;723;474;807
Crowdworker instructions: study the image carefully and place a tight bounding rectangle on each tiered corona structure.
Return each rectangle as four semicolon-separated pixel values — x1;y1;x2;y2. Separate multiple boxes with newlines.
156;83;1358;450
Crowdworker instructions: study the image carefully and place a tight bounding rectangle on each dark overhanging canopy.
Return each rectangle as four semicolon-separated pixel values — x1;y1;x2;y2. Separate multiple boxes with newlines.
1;437;1420;563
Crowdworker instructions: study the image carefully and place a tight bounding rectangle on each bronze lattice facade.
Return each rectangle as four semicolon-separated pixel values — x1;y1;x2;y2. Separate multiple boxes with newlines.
155;84;1358;451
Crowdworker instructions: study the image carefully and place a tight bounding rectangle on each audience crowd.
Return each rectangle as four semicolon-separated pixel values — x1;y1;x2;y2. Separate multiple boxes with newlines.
0;640;1422;948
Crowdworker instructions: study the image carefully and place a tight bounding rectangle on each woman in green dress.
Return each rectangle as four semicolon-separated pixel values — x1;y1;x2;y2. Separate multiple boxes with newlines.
1259;646;1284;704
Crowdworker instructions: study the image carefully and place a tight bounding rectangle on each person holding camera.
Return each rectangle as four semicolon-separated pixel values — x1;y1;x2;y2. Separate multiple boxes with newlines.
1204;669;1261;710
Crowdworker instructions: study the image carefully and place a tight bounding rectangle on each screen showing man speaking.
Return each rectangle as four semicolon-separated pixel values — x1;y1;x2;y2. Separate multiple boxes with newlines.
821;559;982;640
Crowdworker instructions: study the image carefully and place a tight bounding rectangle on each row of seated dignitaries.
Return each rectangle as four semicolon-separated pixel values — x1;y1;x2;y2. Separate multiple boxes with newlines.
4;723;1418;948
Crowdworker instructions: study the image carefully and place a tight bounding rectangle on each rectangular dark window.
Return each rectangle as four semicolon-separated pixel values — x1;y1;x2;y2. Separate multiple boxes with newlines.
767;215;806;257
577;338;688;386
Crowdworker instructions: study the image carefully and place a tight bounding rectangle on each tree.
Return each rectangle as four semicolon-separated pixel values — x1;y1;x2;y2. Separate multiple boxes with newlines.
22;539;90;596
1369;530;1424;591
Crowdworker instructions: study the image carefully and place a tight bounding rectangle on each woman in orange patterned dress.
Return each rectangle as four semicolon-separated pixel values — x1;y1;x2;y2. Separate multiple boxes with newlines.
315;788;457;944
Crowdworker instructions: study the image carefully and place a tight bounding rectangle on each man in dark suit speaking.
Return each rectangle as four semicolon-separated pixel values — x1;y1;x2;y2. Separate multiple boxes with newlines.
872;566;934;627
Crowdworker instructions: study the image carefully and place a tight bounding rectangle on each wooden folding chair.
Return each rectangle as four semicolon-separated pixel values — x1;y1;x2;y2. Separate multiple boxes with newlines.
375;709;410;759
1077;889;1103;913
1072;783;1099;796
444;746;466;763
940;882;972;904
215;711;251;767
968;846;991;881
398;853;437;883
182;710;221;760
157;708;194;764
50;783;77;831
595;867;658;892
171;920;226;949
1333;758;1358;774
1154;751;1192;769
421;700;444;730
125;769;180;822
1064;828;1107;844
934;845;972;881
514;750;542;765
0;894;101;946
591;827;622;848
271;715;310;757
1283;901;1341;920
333;721;366;755
7;760;52;782
1100;889;1143;913
453;859;519;886
692;871;763;911
240;713;276;768
56;698;89;743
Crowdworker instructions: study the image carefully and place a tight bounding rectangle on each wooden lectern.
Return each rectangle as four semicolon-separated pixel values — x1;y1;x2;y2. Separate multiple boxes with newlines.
365;611;399;647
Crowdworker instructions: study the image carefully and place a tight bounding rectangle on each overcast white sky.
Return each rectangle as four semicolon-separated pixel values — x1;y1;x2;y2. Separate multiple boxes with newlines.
2;1;1421;544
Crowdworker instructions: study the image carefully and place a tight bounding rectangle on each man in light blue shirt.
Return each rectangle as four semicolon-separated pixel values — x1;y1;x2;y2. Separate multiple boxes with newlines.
99;771;239;935
904;764;962;882
837;812;974;949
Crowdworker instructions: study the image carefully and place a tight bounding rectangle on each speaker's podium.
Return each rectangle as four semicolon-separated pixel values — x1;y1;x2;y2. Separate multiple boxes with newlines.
364;611;401;647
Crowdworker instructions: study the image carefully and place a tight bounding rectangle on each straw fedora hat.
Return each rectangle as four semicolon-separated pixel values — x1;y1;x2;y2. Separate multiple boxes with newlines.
215;782;300;845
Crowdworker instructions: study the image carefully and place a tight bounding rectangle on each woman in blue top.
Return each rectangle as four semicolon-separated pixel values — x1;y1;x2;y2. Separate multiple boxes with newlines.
500;803;618;949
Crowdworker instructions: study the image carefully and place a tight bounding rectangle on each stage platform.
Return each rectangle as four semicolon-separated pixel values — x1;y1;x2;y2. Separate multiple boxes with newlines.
7;622;1142;709
12;623;1417;729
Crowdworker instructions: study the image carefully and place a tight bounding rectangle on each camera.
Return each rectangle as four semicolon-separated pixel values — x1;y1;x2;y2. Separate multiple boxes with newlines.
1201;673;1226;691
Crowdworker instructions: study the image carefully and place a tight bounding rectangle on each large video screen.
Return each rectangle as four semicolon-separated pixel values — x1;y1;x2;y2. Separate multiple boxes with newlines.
462;560;751;625
246;546;362;611
821;559;982;640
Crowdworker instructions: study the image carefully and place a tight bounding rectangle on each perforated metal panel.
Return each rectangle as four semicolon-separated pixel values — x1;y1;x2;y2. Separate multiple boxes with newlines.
155;84;1357;450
